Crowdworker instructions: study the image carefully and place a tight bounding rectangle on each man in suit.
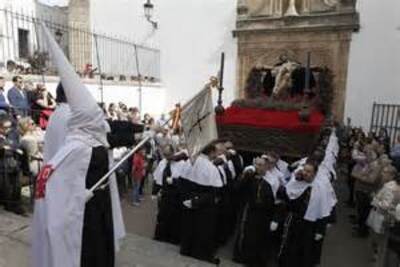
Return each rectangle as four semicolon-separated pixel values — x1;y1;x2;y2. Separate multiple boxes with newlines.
7;76;29;116
0;76;9;112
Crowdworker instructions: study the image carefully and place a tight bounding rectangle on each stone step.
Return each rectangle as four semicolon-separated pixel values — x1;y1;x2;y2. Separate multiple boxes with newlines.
117;233;243;267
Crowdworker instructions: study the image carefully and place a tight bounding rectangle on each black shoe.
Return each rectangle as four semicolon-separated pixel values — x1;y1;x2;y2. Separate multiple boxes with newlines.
208;257;220;266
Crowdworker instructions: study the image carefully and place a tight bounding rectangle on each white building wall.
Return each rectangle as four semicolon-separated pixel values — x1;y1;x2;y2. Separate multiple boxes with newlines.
0;0;37;66
89;0;237;112
0;0;68;70
345;0;400;129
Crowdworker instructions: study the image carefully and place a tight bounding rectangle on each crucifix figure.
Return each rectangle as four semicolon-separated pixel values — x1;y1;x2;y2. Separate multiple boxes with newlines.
188;111;211;137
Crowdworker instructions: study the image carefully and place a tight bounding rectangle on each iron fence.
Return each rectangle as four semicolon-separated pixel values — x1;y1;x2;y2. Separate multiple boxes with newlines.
370;102;400;146
0;8;160;82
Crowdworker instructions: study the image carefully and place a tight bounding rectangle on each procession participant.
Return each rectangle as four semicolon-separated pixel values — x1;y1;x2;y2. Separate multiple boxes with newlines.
179;143;222;265
214;141;237;246
233;157;276;267
224;140;244;177
153;145;187;244
279;161;332;267
31;25;124;267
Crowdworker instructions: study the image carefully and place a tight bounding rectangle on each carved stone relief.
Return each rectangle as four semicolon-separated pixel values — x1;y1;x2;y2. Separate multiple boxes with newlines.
240;0;354;17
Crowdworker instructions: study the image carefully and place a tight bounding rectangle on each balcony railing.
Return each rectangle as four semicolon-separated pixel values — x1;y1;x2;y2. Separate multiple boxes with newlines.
0;8;160;82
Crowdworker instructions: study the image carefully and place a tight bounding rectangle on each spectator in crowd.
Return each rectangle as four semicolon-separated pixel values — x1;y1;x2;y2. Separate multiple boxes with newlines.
31;84;56;125
371;172;400;265
107;103;119;121
143;113;152;125
128;107;141;124
118;104;129;121
132;147;147;206
24;80;36;109
378;128;391;154
0;76;9;111
157;113;167;128
391;135;400;171
0;113;25;215
7;76;29;116
18;117;43;176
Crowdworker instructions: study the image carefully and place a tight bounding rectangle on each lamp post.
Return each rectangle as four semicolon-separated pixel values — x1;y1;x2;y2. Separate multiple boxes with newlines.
144;0;158;29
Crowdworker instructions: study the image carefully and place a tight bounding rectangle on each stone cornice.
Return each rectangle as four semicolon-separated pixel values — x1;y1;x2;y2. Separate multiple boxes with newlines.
234;11;359;37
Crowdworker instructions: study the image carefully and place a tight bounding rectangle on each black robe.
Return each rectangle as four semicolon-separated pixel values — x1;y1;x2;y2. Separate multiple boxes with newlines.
279;188;326;267
153;161;182;244
233;173;275;267
179;178;219;263
216;163;236;246
80;146;115;267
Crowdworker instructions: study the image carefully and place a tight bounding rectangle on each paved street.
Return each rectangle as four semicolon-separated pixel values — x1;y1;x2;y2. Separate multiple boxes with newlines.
120;180;373;267
0;179;375;267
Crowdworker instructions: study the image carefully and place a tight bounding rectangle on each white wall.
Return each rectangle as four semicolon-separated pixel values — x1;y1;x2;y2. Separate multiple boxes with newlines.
157;0;237;109
88;0;237;112
345;0;400;129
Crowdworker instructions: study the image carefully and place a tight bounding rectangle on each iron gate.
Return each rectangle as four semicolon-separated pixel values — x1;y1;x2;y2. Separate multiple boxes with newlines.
370;102;400;146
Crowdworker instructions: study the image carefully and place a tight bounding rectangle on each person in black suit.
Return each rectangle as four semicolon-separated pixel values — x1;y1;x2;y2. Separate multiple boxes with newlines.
7;76;29;117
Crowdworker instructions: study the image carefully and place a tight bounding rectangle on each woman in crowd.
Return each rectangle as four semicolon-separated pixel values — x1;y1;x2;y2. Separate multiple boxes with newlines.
31;84;56;126
18;117;43;176
371;172;400;266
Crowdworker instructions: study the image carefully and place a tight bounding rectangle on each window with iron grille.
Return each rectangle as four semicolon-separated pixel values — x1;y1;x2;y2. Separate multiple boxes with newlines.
18;28;30;59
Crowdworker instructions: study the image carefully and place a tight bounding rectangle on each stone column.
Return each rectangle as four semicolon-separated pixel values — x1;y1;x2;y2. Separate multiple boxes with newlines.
68;0;92;73
273;0;284;17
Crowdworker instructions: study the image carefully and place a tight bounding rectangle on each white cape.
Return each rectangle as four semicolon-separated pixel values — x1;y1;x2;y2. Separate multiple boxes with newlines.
42;103;70;163
153;159;183;186
285;176;334;222
31;139;125;267
188;154;223;187
264;169;281;199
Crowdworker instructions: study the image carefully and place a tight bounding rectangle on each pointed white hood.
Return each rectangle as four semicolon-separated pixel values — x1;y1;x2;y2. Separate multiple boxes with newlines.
41;24;109;147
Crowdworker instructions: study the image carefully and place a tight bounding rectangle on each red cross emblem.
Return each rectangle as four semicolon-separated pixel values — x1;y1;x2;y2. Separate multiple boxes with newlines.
35;165;54;200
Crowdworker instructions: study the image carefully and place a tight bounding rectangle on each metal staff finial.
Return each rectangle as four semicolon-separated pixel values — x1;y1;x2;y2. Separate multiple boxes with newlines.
215;52;225;115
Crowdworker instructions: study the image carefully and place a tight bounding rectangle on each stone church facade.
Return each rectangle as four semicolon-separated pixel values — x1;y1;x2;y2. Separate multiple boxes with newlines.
234;0;359;120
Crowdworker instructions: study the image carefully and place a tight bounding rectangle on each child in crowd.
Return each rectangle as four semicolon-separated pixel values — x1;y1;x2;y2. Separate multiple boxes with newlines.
132;147;147;206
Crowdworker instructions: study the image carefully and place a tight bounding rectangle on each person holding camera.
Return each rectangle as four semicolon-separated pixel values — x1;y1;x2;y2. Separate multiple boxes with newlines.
0;113;25;215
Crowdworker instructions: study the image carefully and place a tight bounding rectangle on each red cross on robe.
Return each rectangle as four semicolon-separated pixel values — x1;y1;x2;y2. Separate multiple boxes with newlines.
35;165;54;200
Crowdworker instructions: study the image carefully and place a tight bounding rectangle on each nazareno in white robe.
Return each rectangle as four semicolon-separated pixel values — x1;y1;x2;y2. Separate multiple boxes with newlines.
31;23;125;267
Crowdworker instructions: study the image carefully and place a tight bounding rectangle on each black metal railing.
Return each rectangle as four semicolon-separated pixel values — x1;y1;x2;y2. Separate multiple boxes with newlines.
370;102;400;146
0;8;160;82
